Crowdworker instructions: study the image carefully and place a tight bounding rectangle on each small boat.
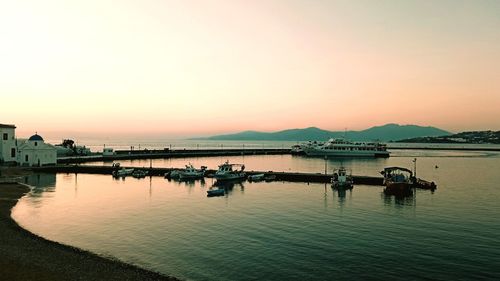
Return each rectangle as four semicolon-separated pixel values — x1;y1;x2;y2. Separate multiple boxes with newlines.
207;188;225;197
247;173;265;182
214;161;246;181
331;166;353;189
132;170;148;178
291;144;306;155
112;168;134;177
178;164;206;180
264;174;277;182
381;167;414;195
165;169;182;179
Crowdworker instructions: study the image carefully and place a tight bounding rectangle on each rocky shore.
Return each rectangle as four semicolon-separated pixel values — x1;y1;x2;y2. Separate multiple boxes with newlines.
0;182;179;281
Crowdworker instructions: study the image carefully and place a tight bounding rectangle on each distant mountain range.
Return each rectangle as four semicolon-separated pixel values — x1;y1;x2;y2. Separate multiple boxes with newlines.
193;124;451;142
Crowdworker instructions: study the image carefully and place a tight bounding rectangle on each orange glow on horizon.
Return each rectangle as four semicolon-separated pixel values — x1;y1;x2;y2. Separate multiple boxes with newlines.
1;0;500;138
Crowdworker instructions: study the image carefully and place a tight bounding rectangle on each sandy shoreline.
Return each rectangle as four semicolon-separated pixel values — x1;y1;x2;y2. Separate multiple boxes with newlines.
0;182;179;281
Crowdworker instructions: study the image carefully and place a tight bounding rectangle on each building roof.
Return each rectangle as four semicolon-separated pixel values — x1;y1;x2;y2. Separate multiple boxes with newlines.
0;123;16;129
17;139;56;150
28;134;44;141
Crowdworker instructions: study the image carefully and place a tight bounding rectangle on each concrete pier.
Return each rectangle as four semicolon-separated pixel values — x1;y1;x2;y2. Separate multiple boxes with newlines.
57;148;291;164
34;165;385;185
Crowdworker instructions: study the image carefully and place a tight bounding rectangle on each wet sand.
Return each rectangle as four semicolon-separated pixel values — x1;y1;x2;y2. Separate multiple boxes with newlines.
0;182;179;281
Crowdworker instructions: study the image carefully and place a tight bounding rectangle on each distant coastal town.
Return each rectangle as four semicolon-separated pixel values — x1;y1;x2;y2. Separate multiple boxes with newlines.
397;131;500;144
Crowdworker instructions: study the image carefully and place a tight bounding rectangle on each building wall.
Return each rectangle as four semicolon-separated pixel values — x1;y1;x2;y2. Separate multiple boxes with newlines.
0;127;17;164
19;146;57;166
17;140;57;167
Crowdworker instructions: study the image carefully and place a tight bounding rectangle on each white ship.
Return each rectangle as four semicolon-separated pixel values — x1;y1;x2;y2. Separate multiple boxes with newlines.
303;138;390;158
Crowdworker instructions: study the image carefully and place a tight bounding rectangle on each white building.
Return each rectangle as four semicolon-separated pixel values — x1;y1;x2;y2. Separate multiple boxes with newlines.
17;134;57;167
0;123;17;165
0;123;57;167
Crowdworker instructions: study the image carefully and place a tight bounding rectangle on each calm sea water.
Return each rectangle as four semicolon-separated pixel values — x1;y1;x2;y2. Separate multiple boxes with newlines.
12;149;500;281
46;137;500;152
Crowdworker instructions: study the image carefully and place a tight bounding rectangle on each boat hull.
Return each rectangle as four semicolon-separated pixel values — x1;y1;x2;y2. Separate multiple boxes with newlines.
214;173;246;181
179;172;204;180
331;181;353;189
384;181;412;196
113;168;134;177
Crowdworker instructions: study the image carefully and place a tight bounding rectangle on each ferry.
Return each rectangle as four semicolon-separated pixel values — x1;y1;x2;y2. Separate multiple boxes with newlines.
303;138;390;158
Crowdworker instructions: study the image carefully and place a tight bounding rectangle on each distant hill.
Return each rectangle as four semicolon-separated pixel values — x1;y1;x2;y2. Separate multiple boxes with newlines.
193;124;451;142
397;130;500;144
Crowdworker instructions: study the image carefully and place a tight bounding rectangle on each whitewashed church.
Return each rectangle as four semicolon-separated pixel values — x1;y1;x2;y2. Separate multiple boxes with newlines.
0;123;57;166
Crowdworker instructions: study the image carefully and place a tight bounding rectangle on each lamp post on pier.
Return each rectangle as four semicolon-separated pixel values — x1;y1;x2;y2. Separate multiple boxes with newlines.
324;155;328;175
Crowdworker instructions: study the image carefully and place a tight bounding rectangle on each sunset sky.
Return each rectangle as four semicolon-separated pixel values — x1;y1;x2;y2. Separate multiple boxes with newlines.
1;0;499;138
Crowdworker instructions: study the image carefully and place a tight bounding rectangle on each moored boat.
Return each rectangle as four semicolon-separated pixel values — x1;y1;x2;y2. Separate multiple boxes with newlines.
207;188;225;197
264;174;277;182
331;166;353;189
132;169;148;178
165;169;182;179
248;173;265;182
112;168;134;178
178;164;206;180
214;161;246;181
381;167;414;195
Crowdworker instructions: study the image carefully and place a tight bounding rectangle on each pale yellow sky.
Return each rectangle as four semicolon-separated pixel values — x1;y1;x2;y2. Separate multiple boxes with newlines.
1;0;499;138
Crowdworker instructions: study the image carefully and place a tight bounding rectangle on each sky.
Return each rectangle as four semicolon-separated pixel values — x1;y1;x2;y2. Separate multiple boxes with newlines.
1;0;499;138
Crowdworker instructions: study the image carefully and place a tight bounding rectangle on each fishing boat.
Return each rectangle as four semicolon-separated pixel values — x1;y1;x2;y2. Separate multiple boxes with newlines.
178;164;206;180
214;161;246;181
381;167;414;195
112;168;134;178
331;166;353;189
303;138;390;158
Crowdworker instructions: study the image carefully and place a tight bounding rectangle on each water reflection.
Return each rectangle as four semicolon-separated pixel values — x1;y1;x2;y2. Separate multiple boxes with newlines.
23;173;57;196
212;180;245;196
178;178;206;187
381;189;416;206
166;177;206;190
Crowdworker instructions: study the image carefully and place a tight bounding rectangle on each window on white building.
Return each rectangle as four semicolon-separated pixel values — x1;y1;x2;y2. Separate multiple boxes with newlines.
11;148;15;158
3;133;7;140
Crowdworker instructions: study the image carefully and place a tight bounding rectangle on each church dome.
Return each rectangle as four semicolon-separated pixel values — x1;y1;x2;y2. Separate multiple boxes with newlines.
29;134;44;141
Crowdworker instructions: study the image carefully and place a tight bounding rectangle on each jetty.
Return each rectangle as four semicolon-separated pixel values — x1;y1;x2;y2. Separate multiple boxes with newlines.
32;165;436;190
57;148;291;164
